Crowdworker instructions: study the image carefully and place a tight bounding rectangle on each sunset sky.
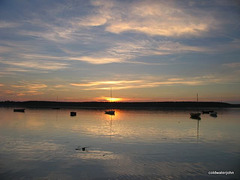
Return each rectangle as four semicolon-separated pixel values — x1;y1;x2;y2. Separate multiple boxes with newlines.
0;0;240;103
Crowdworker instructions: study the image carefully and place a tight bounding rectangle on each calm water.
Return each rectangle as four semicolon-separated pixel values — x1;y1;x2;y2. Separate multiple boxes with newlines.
0;108;239;180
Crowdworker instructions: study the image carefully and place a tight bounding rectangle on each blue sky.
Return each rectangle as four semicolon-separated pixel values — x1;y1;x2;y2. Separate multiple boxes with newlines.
0;0;240;103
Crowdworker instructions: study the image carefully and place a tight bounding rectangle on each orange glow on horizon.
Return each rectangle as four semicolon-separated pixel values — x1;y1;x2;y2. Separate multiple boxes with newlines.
106;97;122;102
94;96;125;102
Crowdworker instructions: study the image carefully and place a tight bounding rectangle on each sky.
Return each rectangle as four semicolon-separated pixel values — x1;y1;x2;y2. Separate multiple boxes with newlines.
0;0;240;103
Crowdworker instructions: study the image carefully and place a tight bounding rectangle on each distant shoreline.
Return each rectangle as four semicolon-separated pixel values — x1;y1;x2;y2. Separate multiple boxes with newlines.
0;101;239;109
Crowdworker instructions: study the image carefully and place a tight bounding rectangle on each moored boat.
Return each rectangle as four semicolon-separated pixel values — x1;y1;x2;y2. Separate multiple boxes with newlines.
13;108;25;112
190;112;201;119
190;94;201;119
104;87;115;116
105;110;115;115
202;110;211;114
210;111;217;117
70;112;77;116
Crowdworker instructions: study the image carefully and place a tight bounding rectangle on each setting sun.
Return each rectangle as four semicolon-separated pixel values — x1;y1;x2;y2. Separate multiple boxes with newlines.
106;97;122;102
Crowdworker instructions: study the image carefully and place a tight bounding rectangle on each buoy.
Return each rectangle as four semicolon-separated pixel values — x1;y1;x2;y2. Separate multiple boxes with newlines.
70;112;76;116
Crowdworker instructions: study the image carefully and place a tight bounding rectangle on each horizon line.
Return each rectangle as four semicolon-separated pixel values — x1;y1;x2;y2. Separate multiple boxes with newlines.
0;100;234;104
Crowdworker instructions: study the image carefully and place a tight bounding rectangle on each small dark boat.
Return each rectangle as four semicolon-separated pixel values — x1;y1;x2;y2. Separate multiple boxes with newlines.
70;112;77;116
202;110;211;114
105;110;115;115
13;108;25;112
190;112;201;119
75;146;89;151
210;111;217;117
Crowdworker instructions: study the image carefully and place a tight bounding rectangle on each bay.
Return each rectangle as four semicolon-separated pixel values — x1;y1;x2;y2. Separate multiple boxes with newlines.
0;108;239;179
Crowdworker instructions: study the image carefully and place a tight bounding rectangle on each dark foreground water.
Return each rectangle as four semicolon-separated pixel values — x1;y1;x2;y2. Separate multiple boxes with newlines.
0;108;239;180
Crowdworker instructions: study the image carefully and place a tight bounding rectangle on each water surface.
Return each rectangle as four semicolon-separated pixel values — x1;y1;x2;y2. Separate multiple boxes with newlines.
0;108;239;179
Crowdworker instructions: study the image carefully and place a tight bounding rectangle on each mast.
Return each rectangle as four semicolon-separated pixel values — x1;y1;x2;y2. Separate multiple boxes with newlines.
105;87;115;115
110;87;112;102
197;119;200;141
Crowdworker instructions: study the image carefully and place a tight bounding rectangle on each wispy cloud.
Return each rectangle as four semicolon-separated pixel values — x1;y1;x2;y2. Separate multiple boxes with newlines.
108;40;208;58
0;0;238;68
70;71;240;92
222;62;240;68
68;56;123;64
0;60;68;70
61;39;208;64
3;68;32;72
11;82;47;90
70;76;220;90
0;46;13;53
8;82;47;97
0;21;19;28
88;0;215;37
71;80;141;87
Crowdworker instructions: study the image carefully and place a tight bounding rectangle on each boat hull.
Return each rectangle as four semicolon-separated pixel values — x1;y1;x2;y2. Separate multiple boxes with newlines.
70;112;77;116
105;110;115;115
210;112;217;117
190;112;201;119
13;109;25;112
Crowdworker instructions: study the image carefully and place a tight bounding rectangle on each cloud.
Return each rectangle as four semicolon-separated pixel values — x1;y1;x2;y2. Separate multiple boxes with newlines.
8;82;47;97
4;68;32;72
223;62;240;68
71;80;141;87
12;83;47;90
70;77;210;90
0;0;237;70
0;38;208;67
110;40;207;58
72;15;108;27
0;21;19;28
61;39;207;65
69;56;123;64
70;72;240;91
0;46;13;53
88;0;215;37
14;0;216;47
0;59;68;70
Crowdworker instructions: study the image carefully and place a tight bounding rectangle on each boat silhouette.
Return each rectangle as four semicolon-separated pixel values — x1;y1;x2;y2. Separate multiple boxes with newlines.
105;87;115;115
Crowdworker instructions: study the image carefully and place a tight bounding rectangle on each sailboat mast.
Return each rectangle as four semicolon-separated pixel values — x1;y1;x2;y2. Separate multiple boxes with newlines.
111;87;112;100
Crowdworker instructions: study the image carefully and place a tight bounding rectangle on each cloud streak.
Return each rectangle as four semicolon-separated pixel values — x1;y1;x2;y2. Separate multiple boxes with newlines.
70;75;227;91
8;82;48;97
0;21;19;28
0;59;68;70
88;0;215;37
